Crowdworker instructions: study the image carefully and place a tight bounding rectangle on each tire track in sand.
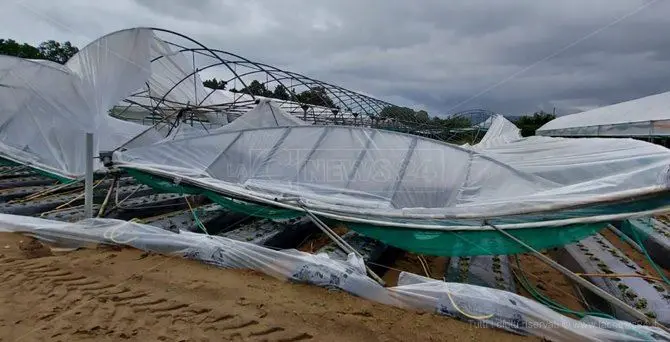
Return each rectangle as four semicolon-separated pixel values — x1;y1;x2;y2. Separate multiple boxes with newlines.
0;248;313;341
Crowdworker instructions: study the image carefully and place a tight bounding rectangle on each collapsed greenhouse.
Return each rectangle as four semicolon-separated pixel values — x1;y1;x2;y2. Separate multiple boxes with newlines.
0;27;669;341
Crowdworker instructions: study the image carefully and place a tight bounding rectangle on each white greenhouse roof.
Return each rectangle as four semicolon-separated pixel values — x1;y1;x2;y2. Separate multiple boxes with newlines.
537;91;670;137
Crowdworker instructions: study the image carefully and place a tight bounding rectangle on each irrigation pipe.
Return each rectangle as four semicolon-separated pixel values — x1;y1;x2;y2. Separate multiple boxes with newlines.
512;256;615;319
486;221;668;332
445;290;495;321
185;196;209;235
628;223;670;286
575;273;665;283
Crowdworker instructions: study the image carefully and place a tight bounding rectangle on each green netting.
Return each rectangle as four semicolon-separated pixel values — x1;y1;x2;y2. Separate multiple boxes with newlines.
619;218;655;242
0;156;73;184
33;169;76;184
125;168;303;220
348;223;605;256
0;158;18;167
125;167;607;256
125;168;203;195
204;192;303;220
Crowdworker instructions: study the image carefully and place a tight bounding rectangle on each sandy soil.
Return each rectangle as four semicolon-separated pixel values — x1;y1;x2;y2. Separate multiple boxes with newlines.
600;228;670;280
0;233;536;342
515;253;587;315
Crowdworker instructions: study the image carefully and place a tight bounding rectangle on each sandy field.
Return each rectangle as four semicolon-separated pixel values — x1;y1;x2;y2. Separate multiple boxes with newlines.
0;233;536;342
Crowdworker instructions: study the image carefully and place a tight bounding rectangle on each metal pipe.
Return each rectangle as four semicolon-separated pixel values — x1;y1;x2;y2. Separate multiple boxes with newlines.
606;224;644;254
299;204;386;286
84;133;94;219
486;221;667;331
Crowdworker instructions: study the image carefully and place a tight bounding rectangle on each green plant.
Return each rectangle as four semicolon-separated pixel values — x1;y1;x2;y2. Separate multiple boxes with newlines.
635;299;648;310
624;289;638;300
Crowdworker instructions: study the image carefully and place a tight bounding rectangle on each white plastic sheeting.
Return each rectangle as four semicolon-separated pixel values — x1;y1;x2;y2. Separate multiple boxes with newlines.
0;213;664;341
537;91;670;137
121;99;303;149
120;37;231;125
115;124;670;221
66;28;153;120
0;52;148;179
0;28;225;179
472;114;523;150
473;116;670;195
0;29;160;179
214;98;306;132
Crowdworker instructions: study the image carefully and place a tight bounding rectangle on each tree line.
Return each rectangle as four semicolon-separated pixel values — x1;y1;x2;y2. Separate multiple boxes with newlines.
203;78;335;108
0;38;79;64
203;75;555;135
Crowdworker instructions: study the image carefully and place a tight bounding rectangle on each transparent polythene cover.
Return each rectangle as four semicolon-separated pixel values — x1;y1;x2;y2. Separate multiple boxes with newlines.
115;120;670;219
0;28;228;179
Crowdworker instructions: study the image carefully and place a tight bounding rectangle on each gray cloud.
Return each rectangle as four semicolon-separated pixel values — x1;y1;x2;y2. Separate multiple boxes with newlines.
2;0;670;116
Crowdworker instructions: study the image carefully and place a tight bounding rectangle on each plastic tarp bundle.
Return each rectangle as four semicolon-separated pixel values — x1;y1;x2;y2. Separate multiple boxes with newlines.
0;213;666;341
114;124;670;223
537;91;670;137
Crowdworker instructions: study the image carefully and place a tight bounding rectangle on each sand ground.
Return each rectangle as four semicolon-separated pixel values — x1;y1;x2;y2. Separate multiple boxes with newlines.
0;233;535;342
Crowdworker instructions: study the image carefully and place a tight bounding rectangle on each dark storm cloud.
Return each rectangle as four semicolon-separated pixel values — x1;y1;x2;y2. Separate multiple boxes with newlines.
3;0;670;116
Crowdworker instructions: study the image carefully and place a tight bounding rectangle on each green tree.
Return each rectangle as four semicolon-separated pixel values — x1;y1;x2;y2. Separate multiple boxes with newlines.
0;39;42;59
514;111;556;137
37;40;78;64
437;116;472;129
203;77;226;89
272;84;290;101
415;110;429;123
240;80;272;97
296;86;335;107
379;106;417;123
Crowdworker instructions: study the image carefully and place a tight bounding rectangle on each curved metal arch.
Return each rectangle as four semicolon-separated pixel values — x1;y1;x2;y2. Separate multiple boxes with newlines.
266;69;383;116
147;28;256;113
165;45;393;116
154;44;311;108
118;27;397;131
210;58;367;116
265;76;371;116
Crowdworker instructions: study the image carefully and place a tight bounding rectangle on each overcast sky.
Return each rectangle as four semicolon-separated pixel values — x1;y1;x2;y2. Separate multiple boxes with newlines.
2;0;669;116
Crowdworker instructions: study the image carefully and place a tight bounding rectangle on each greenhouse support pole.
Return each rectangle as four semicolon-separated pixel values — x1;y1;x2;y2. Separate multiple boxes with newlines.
84;133;94;219
298;204;386;286
486;222;668;331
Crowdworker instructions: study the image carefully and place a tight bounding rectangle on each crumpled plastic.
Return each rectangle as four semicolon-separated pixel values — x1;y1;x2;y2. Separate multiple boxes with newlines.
0;213;663;341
